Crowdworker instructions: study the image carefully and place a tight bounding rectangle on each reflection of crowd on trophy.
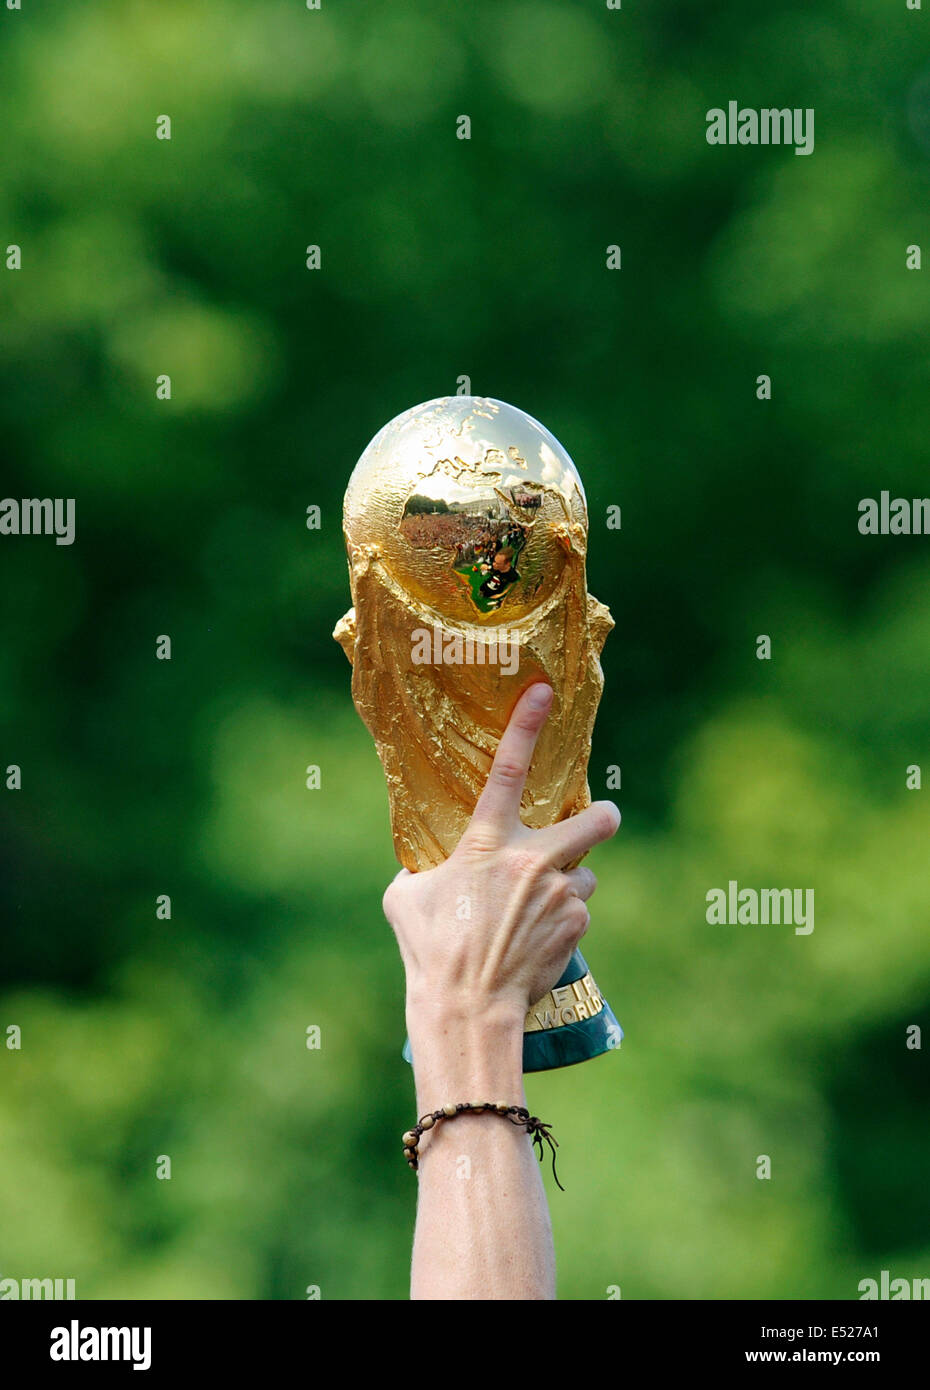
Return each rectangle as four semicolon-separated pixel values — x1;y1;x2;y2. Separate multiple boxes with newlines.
400;512;524;571
453;520;521;564
465;524;524;604
399;511;491;554
458;522;517;567
399;494;532;612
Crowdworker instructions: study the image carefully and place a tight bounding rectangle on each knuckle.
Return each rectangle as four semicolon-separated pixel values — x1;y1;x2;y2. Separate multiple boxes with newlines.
577;867;597;896
509;847;541;880
459;827;496;858
556;922;581;953
491;756;526;788
548;874;571;905
570;901;591;938
573;893;590;920
381;872;409;919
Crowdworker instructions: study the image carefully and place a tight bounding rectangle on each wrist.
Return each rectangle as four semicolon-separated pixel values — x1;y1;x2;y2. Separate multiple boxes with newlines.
406;993;527;1108
406;985;527;1034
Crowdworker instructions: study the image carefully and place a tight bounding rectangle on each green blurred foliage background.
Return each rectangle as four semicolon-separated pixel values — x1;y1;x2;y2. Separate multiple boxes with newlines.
1;0;929;1300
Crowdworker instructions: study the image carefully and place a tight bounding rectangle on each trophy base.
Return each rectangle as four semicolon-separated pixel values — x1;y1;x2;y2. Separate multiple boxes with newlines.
402;950;622;1075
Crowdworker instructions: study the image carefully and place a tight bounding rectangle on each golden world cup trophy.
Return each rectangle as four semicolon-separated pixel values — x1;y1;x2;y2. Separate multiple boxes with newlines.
334;396;623;1071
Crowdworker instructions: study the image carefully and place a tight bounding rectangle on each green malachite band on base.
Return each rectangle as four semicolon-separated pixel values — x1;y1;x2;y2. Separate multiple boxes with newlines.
402;949;623;1074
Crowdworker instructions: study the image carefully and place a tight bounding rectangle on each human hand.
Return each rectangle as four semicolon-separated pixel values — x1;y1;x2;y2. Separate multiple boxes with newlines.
382;682;621;1036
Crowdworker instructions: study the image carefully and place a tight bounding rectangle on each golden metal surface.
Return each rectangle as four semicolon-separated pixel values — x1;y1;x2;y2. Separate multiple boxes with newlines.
523;971;605;1032
333;395;613;873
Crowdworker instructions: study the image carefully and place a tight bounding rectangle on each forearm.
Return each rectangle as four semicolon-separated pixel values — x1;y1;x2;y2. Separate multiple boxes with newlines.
408;1000;555;1301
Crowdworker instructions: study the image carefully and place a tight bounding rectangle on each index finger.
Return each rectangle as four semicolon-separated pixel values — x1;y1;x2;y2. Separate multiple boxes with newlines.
467;683;554;839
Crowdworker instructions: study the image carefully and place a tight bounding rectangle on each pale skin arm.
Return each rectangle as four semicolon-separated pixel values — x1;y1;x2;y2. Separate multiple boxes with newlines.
382;683;621;1301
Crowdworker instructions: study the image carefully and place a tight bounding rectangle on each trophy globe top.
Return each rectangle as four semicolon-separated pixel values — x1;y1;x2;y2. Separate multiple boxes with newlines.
342;396;589;626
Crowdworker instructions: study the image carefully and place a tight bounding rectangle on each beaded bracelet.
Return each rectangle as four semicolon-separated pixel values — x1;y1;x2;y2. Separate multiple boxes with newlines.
402;1101;564;1191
